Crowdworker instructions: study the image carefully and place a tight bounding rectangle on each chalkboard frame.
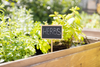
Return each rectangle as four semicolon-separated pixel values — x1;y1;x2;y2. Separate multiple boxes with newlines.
41;25;62;39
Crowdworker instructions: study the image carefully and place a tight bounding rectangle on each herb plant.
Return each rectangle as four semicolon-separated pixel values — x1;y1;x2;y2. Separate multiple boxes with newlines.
0;6;84;63
0;7;36;63
30;22;50;54
49;6;84;45
0;6;50;63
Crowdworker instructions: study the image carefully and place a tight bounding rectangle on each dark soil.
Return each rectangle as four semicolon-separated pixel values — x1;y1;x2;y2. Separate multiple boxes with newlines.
53;40;72;51
34;45;43;55
34;39;89;55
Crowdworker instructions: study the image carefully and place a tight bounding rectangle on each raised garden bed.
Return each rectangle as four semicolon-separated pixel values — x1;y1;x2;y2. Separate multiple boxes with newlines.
1;28;100;67
0;33;100;67
1;6;100;67
0;41;100;67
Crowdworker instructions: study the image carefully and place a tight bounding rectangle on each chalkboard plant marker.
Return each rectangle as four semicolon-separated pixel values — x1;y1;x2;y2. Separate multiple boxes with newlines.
41;25;62;52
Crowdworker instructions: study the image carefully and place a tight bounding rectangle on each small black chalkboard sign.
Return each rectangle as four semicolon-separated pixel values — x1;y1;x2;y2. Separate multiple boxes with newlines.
41;25;62;39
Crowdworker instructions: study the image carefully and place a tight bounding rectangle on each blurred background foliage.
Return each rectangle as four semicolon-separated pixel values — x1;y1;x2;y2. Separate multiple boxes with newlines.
80;11;100;29
1;0;81;23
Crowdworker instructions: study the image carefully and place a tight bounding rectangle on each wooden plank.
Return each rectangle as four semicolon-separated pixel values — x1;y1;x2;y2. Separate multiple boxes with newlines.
84;36;100;43
1;42;100;67
82;28;100;43
82;28;100;38
30;46;100;67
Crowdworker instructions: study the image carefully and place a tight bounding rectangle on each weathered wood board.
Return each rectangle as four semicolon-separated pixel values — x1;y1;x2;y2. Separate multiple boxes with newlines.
82;28;100;38
82;28;100;43
31;44;100;67
0;42;100;67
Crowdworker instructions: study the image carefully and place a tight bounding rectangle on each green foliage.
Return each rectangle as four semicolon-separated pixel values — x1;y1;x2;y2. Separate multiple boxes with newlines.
30;22;50;53
0;7;36;63
80;11;100;29
49;6;84;44
2;0;81;23
0;7;50;63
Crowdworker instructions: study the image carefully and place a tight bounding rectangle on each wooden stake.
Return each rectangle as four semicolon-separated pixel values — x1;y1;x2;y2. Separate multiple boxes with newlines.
51;39;53;52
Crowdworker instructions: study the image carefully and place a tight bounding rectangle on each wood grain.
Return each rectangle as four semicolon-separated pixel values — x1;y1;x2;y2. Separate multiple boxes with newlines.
82;28;100;38
1;42;100;67
30;46;100;67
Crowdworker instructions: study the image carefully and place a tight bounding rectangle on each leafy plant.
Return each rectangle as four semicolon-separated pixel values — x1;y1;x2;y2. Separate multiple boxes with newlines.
0;6;50;63
0;6;36;63
30;22;50;53
49;6;84;46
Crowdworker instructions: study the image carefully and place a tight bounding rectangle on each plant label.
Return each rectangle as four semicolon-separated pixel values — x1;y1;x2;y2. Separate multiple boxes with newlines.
41;25;62;39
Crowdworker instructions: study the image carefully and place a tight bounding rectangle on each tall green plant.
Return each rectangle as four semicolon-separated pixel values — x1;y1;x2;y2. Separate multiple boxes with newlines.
0;7;36;63
30;22;50;53
0;6;51;63
49;6;84;45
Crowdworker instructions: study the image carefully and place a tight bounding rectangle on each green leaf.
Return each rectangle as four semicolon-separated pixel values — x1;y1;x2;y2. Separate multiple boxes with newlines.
67;18;75;25
65;13;73;20
49;14;55;17
75;17;80;24
75;6;80;10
